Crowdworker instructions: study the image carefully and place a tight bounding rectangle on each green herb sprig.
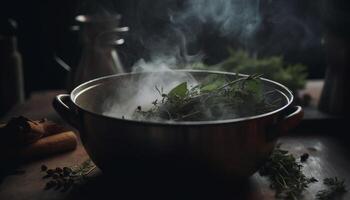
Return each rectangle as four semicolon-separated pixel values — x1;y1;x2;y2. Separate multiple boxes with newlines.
259;145;318;200
316;177;347;200
41;159;96;192
133;74;281;121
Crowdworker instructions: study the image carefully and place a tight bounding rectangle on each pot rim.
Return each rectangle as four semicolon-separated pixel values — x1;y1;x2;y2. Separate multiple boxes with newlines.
70;69;293;126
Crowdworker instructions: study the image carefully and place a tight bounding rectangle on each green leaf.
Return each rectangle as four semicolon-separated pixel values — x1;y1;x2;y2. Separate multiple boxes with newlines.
168;82;188;99
244;79;262;98
200;79;225;93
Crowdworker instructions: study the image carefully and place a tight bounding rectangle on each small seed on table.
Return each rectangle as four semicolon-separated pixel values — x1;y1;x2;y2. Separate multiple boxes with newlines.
46;169;54;175
55;167;63;173
45;180;56;190
41;165;48;171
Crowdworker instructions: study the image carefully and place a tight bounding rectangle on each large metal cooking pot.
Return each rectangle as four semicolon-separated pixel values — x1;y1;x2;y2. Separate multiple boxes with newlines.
53;70;303;180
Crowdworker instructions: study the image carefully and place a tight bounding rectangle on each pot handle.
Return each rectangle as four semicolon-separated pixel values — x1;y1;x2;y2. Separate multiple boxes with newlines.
52;94;79;128
279;106;304;133
267;106;303;140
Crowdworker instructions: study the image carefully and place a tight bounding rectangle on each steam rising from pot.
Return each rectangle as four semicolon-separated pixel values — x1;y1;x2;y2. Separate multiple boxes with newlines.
100;0;263;119
102;71;198;119
92;0;318;120
132;0;261;66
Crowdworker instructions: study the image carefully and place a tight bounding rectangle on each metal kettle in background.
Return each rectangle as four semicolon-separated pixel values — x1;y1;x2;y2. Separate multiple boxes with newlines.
65;14;128;91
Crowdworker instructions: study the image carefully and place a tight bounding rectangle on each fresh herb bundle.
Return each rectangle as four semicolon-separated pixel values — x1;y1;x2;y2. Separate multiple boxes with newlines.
41;159;96;192
132;74;282;121
316;177;347;200
259;145;318;200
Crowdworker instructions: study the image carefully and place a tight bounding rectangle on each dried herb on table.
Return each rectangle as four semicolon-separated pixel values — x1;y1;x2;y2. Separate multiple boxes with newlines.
259;146;318;200
41;159;96;192
316;177;347;200
132;74;282;121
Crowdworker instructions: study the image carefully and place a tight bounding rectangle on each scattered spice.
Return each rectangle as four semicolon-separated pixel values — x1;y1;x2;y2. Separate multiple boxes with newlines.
55;167;62;173
300;153;309;163
46;169;54;175
63;167;72;176
44;180;56;190
259;145;318;199
41;164;48;172
316;177;347;200
41;159;96;192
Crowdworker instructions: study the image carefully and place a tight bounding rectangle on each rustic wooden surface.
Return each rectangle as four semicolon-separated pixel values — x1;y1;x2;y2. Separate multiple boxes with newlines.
0;85;349;200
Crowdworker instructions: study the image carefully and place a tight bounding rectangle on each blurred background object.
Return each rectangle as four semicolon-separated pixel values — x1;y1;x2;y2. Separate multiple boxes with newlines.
318;0;350;115
0;1;78;98
67;14;128;90
0;18;24;115
0;0;326;91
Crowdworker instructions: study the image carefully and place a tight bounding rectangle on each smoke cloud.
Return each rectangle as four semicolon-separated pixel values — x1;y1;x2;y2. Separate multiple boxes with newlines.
170;0;261;40
130;0;262;70
97;0;319;120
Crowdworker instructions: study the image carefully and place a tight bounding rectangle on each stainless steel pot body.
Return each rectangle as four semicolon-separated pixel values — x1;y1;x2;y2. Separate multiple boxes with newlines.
53;70;303;179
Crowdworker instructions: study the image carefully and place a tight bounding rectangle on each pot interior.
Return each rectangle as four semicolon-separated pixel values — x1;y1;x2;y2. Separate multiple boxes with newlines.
71;70;292;123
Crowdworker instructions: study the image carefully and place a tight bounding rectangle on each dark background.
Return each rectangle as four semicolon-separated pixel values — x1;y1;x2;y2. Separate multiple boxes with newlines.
1;0;327;96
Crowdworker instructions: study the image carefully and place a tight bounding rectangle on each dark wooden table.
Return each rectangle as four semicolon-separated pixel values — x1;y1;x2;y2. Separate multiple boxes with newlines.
0;87;349;200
